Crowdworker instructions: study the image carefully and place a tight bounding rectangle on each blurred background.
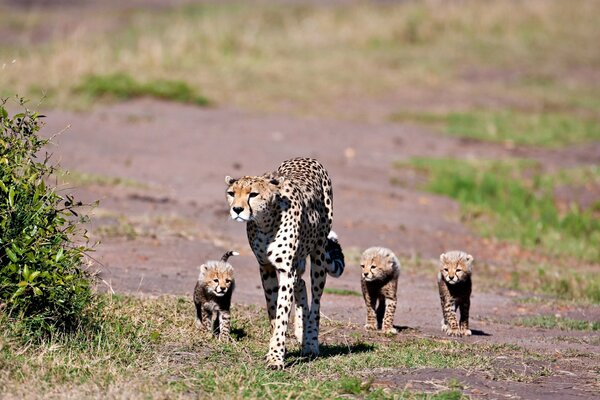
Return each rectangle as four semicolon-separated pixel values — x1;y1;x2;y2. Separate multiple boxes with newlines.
1;0;598;325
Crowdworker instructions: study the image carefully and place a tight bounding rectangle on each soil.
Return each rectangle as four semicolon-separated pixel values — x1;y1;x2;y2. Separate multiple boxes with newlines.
41;99;600;399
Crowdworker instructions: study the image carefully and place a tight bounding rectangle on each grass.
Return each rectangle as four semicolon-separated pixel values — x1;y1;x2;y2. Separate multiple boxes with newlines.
323;287;362;297
56;169;149;188
395;158;600;262
507;264;600;304
76;73;210;106
0;294;547;399
389;110;600;147
517;315;600;331
1;1;599;115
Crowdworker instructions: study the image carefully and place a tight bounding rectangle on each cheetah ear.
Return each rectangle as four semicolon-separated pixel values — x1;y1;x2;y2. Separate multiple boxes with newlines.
439;253;447;263
225;176;237;185
269;176;284;187
199;264;208;274
464;254;474;269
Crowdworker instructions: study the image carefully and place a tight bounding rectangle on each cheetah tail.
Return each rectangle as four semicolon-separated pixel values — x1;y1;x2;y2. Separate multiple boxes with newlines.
221;250;240;263
325;231;345;277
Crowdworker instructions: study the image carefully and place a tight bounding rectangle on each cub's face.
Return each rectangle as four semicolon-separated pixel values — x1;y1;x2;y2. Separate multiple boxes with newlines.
360;253;394;282
225;176;280;223
439;252;473;285
202;266;234;297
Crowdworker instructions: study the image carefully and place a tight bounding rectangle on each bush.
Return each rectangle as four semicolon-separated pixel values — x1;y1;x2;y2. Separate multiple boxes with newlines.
0;98;97;338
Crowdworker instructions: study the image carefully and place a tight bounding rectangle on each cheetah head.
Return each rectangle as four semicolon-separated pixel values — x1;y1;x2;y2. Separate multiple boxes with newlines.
360;248;398;282
200;262;235;297
439;251;473;285
225;175;282;223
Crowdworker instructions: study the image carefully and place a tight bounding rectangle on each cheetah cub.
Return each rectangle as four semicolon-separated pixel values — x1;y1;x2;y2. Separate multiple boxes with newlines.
194;250;238;340
360;247;400;334
438;250;474;337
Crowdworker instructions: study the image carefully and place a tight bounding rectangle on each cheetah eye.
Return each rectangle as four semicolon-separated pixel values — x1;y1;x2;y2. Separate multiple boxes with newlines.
456;268;462;272
370;265;376;270
213;278;219;283
227;191;235;197
248;192;259;198
443;268;448;272
360;264;364;268
225;279;232;283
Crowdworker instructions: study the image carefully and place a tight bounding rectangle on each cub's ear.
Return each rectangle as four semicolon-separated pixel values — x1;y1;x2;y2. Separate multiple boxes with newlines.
464;253;474;267
225;176;237;185
269;176;284;186
200;264;208;274
439;252;447;263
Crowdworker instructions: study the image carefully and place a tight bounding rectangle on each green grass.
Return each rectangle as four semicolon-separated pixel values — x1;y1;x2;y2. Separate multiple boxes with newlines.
507;265;600;304
56;169;149;188
76;73;210;106
518;315;600;331
323;287;362;297
0;295;545;399
396;158;600;262
389;110;600;147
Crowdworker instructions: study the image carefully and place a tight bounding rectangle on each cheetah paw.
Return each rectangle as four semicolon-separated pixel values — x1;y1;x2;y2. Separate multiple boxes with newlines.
461;328;472;336
301;340;319;358
266;353;285;370
445;327;462;337
218;333;233;342
364;323;377;331
383;326;398;334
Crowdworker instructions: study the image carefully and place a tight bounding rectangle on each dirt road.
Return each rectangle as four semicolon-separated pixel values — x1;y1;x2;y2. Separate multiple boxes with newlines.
44;99;599;398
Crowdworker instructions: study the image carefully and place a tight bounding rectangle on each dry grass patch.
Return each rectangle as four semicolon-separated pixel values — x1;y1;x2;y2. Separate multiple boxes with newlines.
1;1;599;115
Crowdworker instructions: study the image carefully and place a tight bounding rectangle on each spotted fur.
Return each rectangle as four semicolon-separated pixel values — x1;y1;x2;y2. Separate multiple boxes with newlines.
225;157;345;369
360;247;400;334
438;250;473;337
193;251;238;341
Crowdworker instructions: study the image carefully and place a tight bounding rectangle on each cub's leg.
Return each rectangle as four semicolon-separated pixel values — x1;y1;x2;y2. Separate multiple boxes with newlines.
381;280;398;334
303;250;328;357
194;301;204;330
266;269;296;369
381;297;398;334
293;259;308;345
459;299;471;336
219;308;232;341
361;280;378;330
439;282;460;337
260;263;279;333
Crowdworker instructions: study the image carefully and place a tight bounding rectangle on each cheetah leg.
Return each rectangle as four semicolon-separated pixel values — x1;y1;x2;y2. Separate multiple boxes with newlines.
266;269;295;369
303;252;327;357
218;309;232;341
382;297;398;334
439;280;460;337
459;300;471;336
442;298;460;337
260;263;279;333
362;281;377;330
293;259;308;345
194;302;204;330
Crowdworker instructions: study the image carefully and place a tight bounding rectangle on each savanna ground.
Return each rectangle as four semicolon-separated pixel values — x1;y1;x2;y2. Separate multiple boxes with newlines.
1;0;599;398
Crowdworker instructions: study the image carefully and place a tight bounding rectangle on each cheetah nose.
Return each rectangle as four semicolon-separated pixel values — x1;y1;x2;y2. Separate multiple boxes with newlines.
232;206;244;215
363;272;368;277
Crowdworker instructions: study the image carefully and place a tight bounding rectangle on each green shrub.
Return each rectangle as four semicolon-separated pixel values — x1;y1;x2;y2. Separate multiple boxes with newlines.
0;98;96;338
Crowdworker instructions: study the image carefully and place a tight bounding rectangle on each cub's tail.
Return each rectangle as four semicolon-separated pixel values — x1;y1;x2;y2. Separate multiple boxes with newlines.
221;250;240;263
325;231;345;277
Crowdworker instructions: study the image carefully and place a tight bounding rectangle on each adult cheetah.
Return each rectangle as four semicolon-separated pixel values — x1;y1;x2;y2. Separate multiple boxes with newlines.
225;157;345;369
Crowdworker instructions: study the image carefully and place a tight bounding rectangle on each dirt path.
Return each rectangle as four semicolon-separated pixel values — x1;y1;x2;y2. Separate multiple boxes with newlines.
44;99;599;398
